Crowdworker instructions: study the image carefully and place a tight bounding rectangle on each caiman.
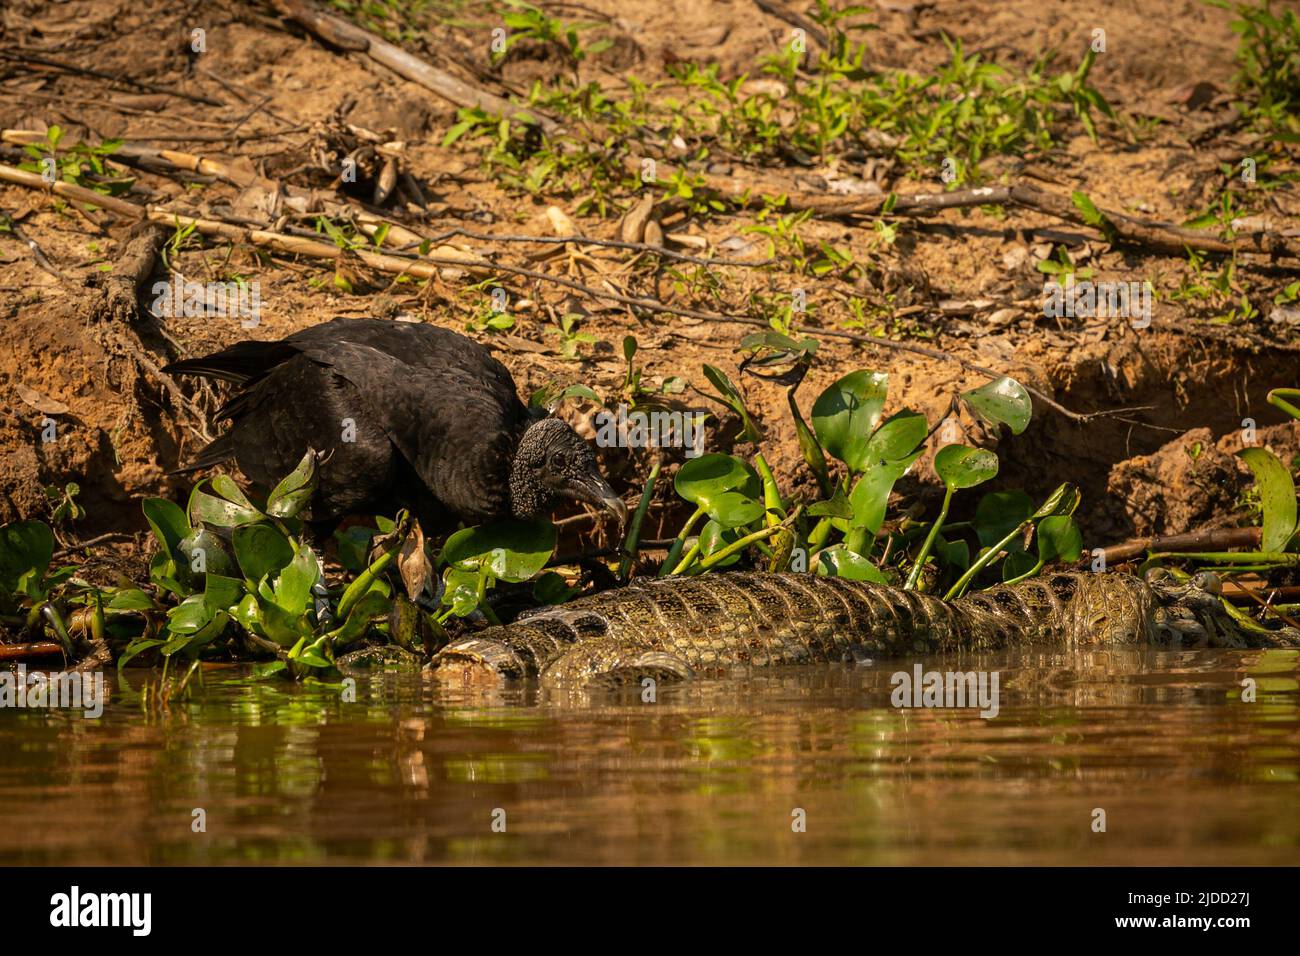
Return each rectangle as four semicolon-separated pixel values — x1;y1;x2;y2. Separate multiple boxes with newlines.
427;571;1300;686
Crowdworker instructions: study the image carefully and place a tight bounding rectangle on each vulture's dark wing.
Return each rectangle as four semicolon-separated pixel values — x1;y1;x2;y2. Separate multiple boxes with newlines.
288;340;527;522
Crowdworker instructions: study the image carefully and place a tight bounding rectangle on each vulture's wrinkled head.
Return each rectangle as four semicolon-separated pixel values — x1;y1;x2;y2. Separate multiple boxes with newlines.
510;418;627;525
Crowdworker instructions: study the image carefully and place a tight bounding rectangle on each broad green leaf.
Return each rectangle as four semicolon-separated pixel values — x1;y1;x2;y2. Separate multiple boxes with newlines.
233;524;295;584
961;377;1032;435
176;528;235;581
266;449;318;518
811;370;888;470
1002;551;1039;581
117;637;167;670
1035;515;1083;563
816;546;889;583
441;519;557;582
441;566;482;616
106;588;155;612
190;488;263;528
0;520;54;594
863;410;927;465
700;491;763;529
675;453;760;504
699;520;744;568
271;548;319;614
934;444;999;491
204;573;245;613
808;485;854;520
141;498;189;554
974;489;1033;550
334;526;377;573
1239;448;1298;552
166;593;217;635
210;474;254;507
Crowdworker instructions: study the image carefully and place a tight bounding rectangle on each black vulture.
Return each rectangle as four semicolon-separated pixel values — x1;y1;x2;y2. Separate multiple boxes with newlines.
163;317;626;532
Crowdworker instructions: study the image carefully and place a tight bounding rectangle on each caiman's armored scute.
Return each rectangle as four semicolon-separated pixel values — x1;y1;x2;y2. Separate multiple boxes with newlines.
428;571;1300;686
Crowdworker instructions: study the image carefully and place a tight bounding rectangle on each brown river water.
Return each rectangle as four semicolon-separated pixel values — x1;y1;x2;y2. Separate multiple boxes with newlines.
2;647;1298;865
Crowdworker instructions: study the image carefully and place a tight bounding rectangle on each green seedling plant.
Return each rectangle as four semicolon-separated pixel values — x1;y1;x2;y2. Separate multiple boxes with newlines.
19;126;135;197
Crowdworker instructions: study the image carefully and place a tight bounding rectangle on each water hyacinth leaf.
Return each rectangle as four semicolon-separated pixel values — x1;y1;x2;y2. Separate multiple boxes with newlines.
148;551;186;598
190;487;263;528
0;520;54;594
808;485;854;520
271;548;320;615
106;588;155;612
334;526;378;573
863;410;928;466
934;444;999;491
204;573;245;613
1036;515;1083;563
159;632;195;656
166;593;218;635
701;365;762;442
1033;482;1081;519
533;571;580;605
705;491;765;529
441;566;482;616
117;637;167;670
266;449;318;518
816;546;889;583
699;520;744;568
961;377;1032;435
291;635;333;669
975;489;1034;551
175;528;235;582
936;537;971;571
210;473;259;512
811;370;888;470
441;519;556;582
1002;550;1039;582
233;524;295;584
847;451;922;534
328;590;391;647
1238;448;1298;552
675;453;760;504
141;497;189;555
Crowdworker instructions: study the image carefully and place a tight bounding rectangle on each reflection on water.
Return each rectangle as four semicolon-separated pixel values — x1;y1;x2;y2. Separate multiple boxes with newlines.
1;648;1298;865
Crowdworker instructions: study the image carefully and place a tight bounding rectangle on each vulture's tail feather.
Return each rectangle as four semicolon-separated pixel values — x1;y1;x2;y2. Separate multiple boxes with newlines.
170;432;236;475
162;341;297;385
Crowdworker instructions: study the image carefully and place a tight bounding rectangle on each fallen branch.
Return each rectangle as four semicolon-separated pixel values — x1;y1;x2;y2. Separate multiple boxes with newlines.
0;49;223;108
753;0;829;47
0;641;64;661
89;222;168;323
269;0;558;133
1096;526;1262;565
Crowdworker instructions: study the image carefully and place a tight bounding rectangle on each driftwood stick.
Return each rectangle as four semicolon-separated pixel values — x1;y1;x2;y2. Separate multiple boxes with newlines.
671;173;1300;259
93;222;168;323
269;0;558;133
0;641;64;661
753;0;829;47
0;49;223;108
1098;526;1262;564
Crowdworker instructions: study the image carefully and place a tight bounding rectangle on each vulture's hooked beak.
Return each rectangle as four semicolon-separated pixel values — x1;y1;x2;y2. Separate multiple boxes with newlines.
566;473;628;527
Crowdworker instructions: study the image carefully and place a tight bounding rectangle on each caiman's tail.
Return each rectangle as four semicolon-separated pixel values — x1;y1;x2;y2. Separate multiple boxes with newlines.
426;571;1300;688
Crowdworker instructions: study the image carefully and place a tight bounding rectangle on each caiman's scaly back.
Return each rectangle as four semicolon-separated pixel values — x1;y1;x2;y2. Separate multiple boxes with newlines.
427;571;1300;687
